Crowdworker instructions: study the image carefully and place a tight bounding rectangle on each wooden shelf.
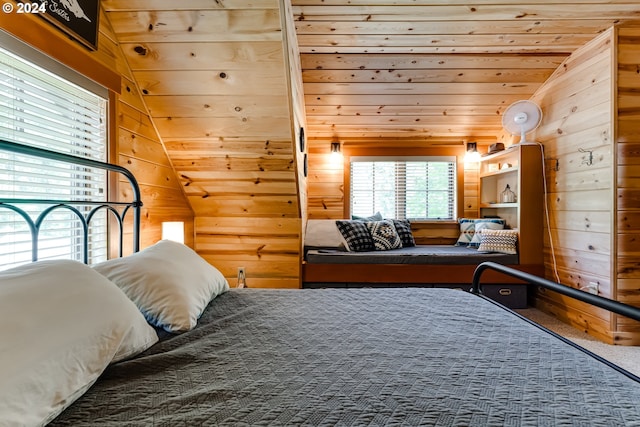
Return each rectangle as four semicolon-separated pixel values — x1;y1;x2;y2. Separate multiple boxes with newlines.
479;144;543;265
480;202;519;209
479;167;518;179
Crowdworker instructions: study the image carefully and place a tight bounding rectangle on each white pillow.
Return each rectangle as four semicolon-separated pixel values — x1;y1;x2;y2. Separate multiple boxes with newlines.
0;260;158;427
304;219;346;249
93;240;229;333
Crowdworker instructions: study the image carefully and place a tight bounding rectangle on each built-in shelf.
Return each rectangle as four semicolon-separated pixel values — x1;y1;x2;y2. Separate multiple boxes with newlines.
480;202;519;209
479;167;518;179
478;144;544;265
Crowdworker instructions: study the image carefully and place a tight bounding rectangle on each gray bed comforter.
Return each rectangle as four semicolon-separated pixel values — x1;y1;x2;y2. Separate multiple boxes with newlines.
52;288;640;426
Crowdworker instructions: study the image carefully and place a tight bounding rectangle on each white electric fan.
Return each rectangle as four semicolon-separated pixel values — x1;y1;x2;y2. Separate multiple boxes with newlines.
501;100;542;145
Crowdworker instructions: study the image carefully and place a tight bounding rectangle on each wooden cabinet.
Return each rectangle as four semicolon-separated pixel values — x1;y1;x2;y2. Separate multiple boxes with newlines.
479;144;544;265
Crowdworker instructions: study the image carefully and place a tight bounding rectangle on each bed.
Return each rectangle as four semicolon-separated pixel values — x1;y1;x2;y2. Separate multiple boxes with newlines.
3;139;640;426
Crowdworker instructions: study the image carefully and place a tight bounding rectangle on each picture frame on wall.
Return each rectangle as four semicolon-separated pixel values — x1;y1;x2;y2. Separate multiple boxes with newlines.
303;154;308;177
299;127;305;152
16;0;100;50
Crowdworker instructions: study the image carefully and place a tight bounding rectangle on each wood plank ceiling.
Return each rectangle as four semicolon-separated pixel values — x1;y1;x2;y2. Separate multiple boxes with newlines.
291;0;640;146
102;0;640;154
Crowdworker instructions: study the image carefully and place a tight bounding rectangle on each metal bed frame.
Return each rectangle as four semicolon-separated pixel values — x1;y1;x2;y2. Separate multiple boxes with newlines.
472;261;640;381
0;139;142;262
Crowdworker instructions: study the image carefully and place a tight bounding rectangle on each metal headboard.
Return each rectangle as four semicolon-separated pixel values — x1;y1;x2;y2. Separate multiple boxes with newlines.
0;139;142;263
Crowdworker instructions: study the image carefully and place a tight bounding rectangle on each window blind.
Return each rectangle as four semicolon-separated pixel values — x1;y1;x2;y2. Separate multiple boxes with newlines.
350;157;456;220
0;47;107;270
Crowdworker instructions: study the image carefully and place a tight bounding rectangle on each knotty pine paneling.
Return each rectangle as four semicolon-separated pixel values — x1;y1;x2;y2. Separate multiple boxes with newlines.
616;25;640;342
104;0;306;288
529;29;617;342
111;32;195;250
196;217;301;289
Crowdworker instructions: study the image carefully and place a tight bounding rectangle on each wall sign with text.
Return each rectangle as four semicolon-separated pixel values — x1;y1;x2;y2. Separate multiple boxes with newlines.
15;0;100;50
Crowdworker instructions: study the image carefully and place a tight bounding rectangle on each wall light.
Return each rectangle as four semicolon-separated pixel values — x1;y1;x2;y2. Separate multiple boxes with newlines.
330;142;342;163
464;142;481;163
162;221;185;244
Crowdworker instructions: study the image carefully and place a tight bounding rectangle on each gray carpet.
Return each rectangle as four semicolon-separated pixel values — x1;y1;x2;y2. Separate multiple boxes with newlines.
517;308;640;377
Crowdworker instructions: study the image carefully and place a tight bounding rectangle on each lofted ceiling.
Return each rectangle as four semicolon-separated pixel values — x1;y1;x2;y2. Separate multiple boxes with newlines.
102;0;640;155
291;1;640;146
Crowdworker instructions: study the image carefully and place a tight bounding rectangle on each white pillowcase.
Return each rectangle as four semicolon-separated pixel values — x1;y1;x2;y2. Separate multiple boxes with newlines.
93;240;229;333
304;219;346;249
0;260;158;427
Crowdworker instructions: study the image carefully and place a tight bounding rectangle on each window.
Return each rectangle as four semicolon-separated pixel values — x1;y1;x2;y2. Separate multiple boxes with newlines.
0;44;108;271
350;156;456;220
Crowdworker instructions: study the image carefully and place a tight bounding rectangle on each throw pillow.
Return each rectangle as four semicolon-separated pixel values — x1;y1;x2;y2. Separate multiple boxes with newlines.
469;218;506;248
455;218;476;246
336;220;375;252
366;220;402;251
304;219;346;250
392;219;415;247
351;212;383;221
477;229;519;255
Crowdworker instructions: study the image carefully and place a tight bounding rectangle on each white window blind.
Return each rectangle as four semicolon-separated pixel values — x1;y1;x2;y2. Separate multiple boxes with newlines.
350;157;456;220
0;46;108;271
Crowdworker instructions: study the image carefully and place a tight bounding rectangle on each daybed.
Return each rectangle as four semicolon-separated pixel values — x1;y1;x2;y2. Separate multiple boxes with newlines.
302;219;543;307
3;140;640;426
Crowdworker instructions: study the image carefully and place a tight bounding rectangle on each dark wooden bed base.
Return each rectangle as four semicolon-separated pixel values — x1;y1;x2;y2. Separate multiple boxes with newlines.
302;262;544;285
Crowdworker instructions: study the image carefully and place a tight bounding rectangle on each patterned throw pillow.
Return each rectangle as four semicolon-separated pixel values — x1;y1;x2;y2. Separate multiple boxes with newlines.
366;220;402;251
336;220;375;252
477;229;519;254
391;219;415;247
455;218;476;246
469;218;506;248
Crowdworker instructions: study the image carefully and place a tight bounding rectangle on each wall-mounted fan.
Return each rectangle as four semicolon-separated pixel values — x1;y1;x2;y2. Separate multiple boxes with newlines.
502;100;542;144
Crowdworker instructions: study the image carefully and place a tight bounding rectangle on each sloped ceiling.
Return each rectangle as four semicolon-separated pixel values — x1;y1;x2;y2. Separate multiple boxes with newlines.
292;1;640;146
103;0;299;220
103;0;640;155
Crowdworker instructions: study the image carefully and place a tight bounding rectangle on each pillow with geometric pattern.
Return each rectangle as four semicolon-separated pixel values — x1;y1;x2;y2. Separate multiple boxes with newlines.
468;218;506;248
366;220;402;251
391;219;415;247
455;218;476;246
477;229;519;255
335;220;375;252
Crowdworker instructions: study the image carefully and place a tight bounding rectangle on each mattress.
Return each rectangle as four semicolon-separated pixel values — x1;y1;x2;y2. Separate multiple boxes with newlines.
52;288;640;426
306;244;519;265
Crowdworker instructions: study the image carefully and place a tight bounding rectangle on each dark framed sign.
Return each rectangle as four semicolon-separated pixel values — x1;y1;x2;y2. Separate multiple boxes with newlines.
298;127;305;152
16;0;100;50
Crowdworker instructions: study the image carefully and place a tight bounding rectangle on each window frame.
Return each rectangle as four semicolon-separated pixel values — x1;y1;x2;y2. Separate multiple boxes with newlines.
0;36;111;270
343;146;465;222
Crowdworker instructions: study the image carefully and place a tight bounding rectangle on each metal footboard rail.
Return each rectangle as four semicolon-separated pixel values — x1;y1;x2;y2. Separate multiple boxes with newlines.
471;261;640;322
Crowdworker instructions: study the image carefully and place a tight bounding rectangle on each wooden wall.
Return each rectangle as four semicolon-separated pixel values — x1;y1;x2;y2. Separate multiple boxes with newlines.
103;16;195;251
615;25;640;343
124;0;304;289
0;3;194;253
527;26;640;344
